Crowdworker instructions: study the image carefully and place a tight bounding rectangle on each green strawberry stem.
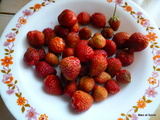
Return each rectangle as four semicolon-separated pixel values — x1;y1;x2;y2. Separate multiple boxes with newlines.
113;4;117;17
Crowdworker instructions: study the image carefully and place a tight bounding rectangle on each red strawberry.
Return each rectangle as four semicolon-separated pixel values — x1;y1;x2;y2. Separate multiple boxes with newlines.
106;58;122;78
59;56;81;81
48;37;66;54
108;16;120;31
126;32;149;53
23;47;40;66
27;30;45;48
37;48;46;61
101;26;114;39
42;27;56;45
62;48;75;58
71;90;93;112
54;25;69;38
77;11;91;25
103;40;117;57
58;9;77;28
90;54;108;76
116;49;134;66
64;81;77;97
75;41;94;63
92;85;108;102
116;69;131;84
89;33;106;49
69;22;80;33
112;32;130;49
79;27;92;40
78;76;95;92
105;79;120;94
91;12;106;28
35;61;57;78
94;49;108;58
65;32;80;48
44;75;63;95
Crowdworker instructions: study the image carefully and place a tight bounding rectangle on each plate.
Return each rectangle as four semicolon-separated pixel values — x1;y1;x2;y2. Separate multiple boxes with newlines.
0;0;160;120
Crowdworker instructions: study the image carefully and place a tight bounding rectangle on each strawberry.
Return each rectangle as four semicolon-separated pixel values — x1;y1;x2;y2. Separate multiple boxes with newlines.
94;49;108;58
126;32;149;53
71;90;93;112
101;26;114;39
54;25;69;38
90;54;108;76
77;11;91;25
79;27;92;40
89;33;106;49
37;48;46;61
94;72;111;84
103;40;117;57
48;37;66;54
116;49;134;66
44;75;63;95
75;41;94;63
105;79;120;94
116;69;131;84
35;61;57;78
92;85;108;102
65;32;80;48
69;22;80;33
108;16;120;31
23;47;40;66
45;52;59;66
62;48;75;58
64;81;77;97
91;12;106;28
78;76;95;92
112;32;130;49
27;30;45;48
42;27;56;45
58;9;77;28
106;58;122;78
59;56;81;81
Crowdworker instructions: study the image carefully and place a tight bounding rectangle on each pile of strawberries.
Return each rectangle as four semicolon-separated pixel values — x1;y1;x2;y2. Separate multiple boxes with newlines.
23;9;149;113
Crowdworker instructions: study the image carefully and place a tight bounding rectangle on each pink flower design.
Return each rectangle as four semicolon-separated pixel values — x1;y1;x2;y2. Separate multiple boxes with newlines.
16;23;22;28
154;57;160;65
5;32;16;39
115;0;123;6
152;71;159;78
6;89;15;95
156;50;160;55
23;9;33;17
2;73;12;83
25;108;38;120
3;41;10;46
145;87;158;97
132;113;138;120
136;11;143;16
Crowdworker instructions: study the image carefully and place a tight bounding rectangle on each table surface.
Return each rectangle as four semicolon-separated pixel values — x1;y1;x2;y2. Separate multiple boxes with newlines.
0;0;160;120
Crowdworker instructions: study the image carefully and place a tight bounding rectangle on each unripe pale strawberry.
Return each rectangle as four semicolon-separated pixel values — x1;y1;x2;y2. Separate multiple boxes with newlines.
94;72;111;84
89;33;106;49
92;85;108;102
78;76;95;92
59;56;81;81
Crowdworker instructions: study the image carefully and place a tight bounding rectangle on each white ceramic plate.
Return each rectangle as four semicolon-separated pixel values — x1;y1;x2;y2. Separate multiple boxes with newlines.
0;0;160;120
